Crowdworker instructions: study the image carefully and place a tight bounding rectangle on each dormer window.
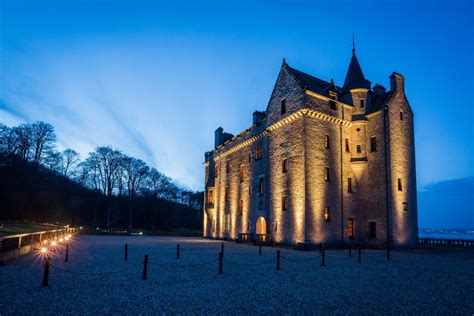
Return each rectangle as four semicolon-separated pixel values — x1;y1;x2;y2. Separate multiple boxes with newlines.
281;99;286;115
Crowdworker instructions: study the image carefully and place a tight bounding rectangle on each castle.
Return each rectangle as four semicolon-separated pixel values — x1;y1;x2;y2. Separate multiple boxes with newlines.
203;48;418;248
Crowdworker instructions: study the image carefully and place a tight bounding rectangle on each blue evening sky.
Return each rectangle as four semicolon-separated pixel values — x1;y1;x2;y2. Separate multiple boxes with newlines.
1;0;473;191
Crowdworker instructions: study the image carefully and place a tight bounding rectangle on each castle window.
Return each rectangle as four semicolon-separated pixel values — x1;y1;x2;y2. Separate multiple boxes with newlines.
356;145;361;153
282;158;287;173
224;214;230;232
225;186;229;201
400;111;404;121
369;222;376;238
208;190;214;205
360;100;365;108
398;178;403;191
370;137;377;152
255;147;263;160
329;100;336;110
214;166;218;178
325;167;330;182
226;160;230;174
348;218;354;239
248;153;251;162
348;178;353;193
403;202;408;212
212;218;216;232
345;138;350;152
281;99;286;115
325;135;330;149
324;207;330;222
282;195;287;211
249;185;251;195
259;177;264;196
239;165;245;183
239;199;244;215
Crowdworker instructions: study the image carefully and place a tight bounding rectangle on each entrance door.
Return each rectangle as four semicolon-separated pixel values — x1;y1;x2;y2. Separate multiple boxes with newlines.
256;217;266;235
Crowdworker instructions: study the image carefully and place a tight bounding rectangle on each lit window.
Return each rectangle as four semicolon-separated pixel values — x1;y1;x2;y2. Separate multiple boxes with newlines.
370;137;377;152
325;167;330;182
282;159;287;173
398;178;403;191
226;160;230;173
369;222;376;238
345;138;350;152
208;190;214;205
281;99;286;115
348;178;353;193
239;165;245;183
324;207;330;222
255;147;262;160
360;100;365;108
325;135;330;149
357;145;362;153
282;195;287;211
259;177;264;196
348;218;354;239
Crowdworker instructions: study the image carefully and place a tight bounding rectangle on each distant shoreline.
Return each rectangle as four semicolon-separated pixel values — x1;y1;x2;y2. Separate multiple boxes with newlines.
419;229;474;240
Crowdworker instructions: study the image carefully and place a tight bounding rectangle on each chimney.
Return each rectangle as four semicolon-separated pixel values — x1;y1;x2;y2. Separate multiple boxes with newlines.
373;84;387;95
390;72;405;92
253;111;266;125
214;127;223;148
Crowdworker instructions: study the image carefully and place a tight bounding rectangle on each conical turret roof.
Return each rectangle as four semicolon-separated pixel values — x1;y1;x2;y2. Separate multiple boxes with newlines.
343;50;371;91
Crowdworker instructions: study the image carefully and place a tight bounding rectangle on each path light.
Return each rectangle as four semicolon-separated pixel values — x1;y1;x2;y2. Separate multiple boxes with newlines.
41;247;48;254
79;226;83;230
42;239;48;245
51;241;57;247
59;238;64;243
139;232;143;236
65;236;69;241
68;234;72;238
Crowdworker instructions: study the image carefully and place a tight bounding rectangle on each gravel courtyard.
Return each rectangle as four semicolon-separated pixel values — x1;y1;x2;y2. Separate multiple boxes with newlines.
0;235;473;314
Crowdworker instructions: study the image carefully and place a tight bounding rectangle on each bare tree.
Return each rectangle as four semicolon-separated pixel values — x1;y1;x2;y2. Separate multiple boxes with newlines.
61;148;80;177
87;146;122;227
122;156;149;228
31;122;56;164
13;124;33;160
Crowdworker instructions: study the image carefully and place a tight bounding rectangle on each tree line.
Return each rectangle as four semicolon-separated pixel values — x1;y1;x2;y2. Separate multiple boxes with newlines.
0;121;203;230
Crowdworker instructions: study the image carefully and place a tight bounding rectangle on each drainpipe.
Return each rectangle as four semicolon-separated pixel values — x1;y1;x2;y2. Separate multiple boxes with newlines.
383;106;391;249
340;107;345;247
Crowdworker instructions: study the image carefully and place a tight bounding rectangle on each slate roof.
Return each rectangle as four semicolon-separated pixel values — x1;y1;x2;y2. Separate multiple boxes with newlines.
367;91;392;114
342;52;371;91
285;62;340;95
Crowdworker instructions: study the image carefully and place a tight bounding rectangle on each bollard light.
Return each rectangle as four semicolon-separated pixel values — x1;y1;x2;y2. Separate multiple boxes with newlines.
68;234;72;238
41;247;48;254
51;241;57;247
65;236;69;241
59;238;64;243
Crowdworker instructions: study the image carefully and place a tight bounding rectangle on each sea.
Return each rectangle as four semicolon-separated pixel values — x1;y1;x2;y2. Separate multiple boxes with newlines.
418;229;474;240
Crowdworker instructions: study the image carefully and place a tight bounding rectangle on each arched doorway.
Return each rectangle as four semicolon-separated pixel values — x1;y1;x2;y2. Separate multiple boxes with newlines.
256;217;266;235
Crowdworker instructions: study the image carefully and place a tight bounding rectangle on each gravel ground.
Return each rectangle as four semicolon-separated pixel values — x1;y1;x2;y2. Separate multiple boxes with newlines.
0;235;473;315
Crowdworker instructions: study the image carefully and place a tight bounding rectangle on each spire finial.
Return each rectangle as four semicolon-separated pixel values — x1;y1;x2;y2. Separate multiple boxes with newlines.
352;33;355;53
